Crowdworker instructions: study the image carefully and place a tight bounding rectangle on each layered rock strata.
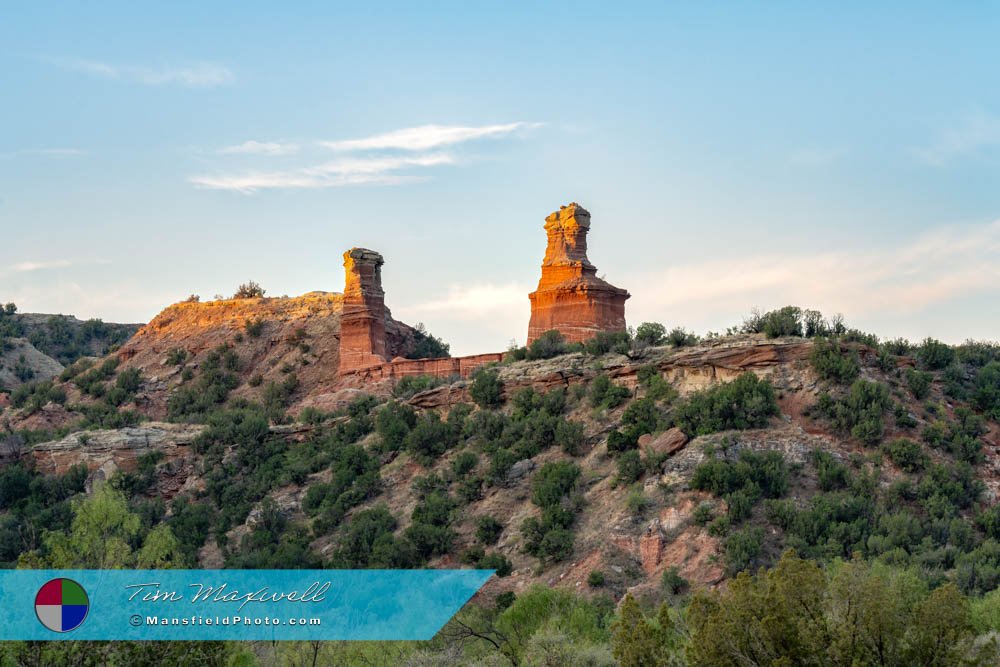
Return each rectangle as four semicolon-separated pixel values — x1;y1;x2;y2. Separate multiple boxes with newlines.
527;203;630;345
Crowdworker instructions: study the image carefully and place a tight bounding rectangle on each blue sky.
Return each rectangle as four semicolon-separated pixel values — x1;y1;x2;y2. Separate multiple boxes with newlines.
2;3;998;354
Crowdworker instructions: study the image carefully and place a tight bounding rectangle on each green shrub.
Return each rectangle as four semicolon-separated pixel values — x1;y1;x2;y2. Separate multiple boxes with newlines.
812;450;850;491
244;318;265;338
971;361;1000;420
742;306;803;338
375;401;416;451
918;338;955;370
584;330;632;356
555;419;585;455
810;338;860;384
906;369;933;400
617;451;645;484
470;368;503;408
635;322;666;346
724;526;764;574
10;380;67;413
393;373;445;399
476;516;504;545
589;374;630;410
815;379;891;446
626;486;651;515
450;451;479;478
693;502;715;526
666;326;699;347
532;462;581;508
661;566;688;595
691;449;789;500
166;345;240;419
637;365;678;402
672;373;779;436
478;552;513;577
883;438;927;473
527;330;572;360
587;570;605;587
405;411;458;464
406;323;450;359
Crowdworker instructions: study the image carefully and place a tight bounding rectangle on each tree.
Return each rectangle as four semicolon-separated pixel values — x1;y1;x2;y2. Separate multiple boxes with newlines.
232;280;265;299
611;594;682;666
43;484;140;569
470;368;503;409
635;322;667;346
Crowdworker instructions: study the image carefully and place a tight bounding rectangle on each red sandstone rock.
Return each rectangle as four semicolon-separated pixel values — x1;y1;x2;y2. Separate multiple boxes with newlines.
527;203;629;345
335;247;505;381
338;248;389;374
637;427;689;457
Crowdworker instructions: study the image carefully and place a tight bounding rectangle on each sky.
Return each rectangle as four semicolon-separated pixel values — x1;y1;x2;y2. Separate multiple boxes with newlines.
1;2;998;355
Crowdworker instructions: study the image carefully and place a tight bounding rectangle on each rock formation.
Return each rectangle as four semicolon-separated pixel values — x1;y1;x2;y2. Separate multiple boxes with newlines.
336;247;503;380
527;203;630;345
338;248;389;373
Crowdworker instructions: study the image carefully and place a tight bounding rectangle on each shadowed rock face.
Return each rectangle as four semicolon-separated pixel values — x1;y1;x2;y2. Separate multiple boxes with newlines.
527;203;630;345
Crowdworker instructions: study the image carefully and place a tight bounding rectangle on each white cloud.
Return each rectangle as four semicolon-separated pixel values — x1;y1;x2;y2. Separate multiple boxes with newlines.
4;259;112;274
9;260;74;272
189;153;454;193
624;219;1000;328
913;110;1000;166
403;283;531;318
192;122;540;193
320;122;541;152
217;141;300;156
48;58;233;87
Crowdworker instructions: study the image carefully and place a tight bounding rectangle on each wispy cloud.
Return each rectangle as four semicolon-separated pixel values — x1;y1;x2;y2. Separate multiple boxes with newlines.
320;122;541;152
47;57;233;87
217;141;300;156
189;153;455;193
192;121;540;193
2;258;109;276
625;219;1000;326
404;283;530;318
913;110;1000;166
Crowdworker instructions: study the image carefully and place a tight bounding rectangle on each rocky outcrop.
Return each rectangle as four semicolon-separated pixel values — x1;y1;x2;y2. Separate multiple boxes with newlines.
527;203;630;344
638;427;689;457
30;422;205;475
338;248;389;374
336;247;505;381
0;338;64;389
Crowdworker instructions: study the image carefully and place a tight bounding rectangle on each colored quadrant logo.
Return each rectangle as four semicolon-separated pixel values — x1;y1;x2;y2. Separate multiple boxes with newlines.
35;578;89;633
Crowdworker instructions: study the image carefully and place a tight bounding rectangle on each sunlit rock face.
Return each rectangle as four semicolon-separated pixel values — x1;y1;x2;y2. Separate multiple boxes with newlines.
338;248;389;373
527;203;630;345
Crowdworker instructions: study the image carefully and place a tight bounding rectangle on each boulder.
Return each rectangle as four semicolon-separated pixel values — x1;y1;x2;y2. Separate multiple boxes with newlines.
638;427;689;457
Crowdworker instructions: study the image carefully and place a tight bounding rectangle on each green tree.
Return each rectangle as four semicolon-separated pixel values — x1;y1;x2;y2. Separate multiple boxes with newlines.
42;484;140;569
611;594;682;666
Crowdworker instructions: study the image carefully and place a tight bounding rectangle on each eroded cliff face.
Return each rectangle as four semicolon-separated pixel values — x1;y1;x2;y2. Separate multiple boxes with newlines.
527;203;630;345
113;291;419;419
338;248;389;374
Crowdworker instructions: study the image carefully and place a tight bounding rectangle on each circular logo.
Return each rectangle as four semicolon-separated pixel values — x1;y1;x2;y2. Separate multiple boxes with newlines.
35;578;89;633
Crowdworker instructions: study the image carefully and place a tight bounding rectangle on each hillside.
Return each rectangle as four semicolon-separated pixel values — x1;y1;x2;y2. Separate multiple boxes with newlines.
2;309;1000;663
0;303;140;391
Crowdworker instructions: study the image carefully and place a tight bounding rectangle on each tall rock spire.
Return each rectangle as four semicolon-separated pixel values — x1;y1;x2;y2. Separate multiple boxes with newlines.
527;203;630;345
338;248;388;373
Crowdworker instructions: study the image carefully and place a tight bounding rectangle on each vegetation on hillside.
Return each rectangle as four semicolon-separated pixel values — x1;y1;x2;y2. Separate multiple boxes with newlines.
1;306;999;664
